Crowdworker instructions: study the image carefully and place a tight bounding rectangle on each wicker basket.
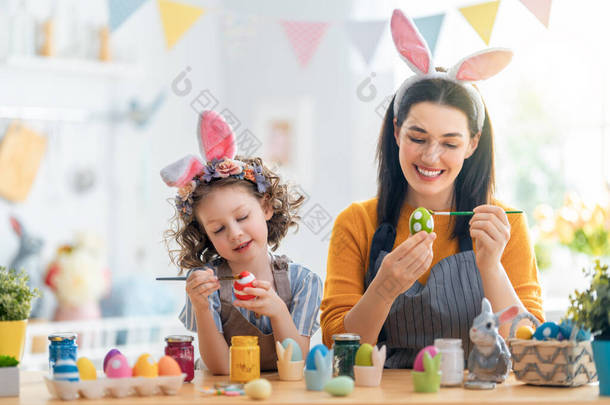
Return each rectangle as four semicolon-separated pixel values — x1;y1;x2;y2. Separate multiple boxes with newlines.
507;313;597;386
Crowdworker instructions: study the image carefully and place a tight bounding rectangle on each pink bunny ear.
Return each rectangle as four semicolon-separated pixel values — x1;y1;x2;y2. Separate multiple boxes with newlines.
160;155;204;188
449;48;513;82
198;111;236;161
498;305;520;325
391;9;432;75
9;216;22;236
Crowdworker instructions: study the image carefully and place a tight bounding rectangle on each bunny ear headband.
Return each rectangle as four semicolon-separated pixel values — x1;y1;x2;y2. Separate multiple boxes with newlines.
391;9;513;132
160;111;270;217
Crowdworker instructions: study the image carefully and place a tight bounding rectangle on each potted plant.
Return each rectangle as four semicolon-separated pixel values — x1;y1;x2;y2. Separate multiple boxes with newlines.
0;267;40;362
565;259;610;396
0;355;19;397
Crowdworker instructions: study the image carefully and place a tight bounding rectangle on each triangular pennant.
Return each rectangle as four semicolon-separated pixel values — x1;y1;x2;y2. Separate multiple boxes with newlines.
280;21;329;67
345;20;387;65
108;0;148;32
158;0;205;49
414;14;445;57
459;1;500;45
519;0;552;28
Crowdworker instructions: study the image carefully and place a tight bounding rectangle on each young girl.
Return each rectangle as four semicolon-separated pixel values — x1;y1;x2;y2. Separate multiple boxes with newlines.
321;10;543;368
162;111;322;375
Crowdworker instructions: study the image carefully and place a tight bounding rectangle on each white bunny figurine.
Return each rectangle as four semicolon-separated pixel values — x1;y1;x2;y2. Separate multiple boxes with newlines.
465;297;519;389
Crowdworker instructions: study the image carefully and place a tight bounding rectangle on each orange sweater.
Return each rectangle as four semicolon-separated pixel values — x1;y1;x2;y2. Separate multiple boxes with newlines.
320;198;544;348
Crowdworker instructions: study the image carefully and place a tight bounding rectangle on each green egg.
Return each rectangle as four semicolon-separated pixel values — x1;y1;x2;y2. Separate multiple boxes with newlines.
354;343;373;366
324;376;354;396
409;207;434;235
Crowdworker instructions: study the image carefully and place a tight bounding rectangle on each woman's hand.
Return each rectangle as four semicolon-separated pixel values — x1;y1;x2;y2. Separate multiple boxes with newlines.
469;205;511;273
185;268;220;312
233;280;287;320
375;231;436;301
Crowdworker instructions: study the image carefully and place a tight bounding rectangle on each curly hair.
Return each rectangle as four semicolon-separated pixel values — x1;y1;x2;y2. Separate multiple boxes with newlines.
164;156;305;273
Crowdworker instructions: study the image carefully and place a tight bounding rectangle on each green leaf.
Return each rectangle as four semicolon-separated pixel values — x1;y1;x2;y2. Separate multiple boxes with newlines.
0;267;41;321
0;355;19;367
565;260;610;335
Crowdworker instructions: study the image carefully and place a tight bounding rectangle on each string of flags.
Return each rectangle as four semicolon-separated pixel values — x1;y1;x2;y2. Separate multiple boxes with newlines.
109;0;553;67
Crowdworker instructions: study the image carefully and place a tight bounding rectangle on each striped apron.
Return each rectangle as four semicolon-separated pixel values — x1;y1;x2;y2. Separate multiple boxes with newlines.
365;223;484;369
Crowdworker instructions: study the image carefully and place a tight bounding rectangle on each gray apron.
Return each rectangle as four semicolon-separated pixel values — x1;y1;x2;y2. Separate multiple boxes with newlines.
216;254;292;371
365;223;484;368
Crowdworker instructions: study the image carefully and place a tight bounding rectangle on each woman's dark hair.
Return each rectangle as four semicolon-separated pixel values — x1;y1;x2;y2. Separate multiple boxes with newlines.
376;75;495;241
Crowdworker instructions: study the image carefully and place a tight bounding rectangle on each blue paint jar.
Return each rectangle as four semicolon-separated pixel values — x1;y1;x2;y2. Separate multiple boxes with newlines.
48;333;78;373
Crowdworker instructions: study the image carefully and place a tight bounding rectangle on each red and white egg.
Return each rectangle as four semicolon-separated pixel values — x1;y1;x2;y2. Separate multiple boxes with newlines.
233;271;256;300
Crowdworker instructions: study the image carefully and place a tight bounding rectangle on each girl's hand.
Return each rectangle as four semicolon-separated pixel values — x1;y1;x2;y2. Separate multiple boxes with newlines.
469;205;511;272
233;280;286;320
375;231;436;301
186;268;220;312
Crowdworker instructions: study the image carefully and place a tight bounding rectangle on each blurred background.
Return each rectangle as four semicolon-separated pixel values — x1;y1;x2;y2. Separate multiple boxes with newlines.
0;0;609;368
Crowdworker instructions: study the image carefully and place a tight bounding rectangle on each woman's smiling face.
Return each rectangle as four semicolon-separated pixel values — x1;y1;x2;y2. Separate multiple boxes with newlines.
394;101;480;208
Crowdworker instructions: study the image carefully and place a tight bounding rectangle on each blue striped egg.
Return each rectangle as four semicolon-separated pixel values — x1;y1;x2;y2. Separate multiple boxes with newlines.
53;359;80;382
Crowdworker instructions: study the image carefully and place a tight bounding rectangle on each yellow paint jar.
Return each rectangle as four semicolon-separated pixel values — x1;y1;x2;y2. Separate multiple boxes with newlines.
230;336;260;383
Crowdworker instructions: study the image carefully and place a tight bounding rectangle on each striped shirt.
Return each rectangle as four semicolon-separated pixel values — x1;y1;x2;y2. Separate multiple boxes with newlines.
179;261;322;337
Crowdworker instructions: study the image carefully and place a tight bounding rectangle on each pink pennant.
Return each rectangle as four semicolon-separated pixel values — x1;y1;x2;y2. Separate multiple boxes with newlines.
519;0;552;28
281;21;329;67
452;49;513;82
198;111;236;161
390;9;432;75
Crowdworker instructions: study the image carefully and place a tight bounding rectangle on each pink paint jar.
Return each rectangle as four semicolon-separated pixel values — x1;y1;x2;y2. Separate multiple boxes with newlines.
164;335;195;382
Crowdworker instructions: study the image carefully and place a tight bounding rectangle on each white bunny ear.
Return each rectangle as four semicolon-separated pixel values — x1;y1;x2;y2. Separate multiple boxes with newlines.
160;154;204;188
448;48;513;82
391;9;433;75
197;110;237;161
481;297;493;314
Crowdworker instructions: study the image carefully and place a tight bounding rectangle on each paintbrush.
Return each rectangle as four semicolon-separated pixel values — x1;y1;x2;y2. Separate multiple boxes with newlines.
427;209;523;216
155;274;241;281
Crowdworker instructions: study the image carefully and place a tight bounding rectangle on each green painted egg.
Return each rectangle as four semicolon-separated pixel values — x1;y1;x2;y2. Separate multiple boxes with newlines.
354;343;373;366
324;376;354;396
409;207;434;234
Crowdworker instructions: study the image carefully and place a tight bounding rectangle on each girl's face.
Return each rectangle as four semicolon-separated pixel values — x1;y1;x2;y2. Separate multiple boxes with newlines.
194;184;273;266
394;101;480;208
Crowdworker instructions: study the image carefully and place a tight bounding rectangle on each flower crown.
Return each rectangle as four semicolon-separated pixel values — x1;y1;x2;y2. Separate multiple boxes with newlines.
161;111;271;218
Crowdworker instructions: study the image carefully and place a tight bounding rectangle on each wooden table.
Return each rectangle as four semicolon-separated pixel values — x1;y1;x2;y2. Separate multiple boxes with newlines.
2;370;609;404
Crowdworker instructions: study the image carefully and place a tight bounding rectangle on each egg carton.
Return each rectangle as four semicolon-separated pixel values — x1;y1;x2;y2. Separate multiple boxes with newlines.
43;374;186;401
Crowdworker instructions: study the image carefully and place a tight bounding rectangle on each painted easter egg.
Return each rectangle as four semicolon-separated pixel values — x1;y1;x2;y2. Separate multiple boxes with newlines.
281;338;303;361
76;357;97;380
306;344;329;370
324;376;354;396
409;207;434;235
54;359;80;382
413;346;438;372
244;378;272;400
103;348;122;372
355;343;373;366
158;355;182;376
233;271;256;300
105;353;132;378
533;322;560;341
515;325;534;340
133;353;158;377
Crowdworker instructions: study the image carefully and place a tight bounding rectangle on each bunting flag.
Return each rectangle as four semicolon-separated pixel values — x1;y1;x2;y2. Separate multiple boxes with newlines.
519;0;552;28
158;0;205;49
280;21;329;67
108;0;148;32
345;21;386;66
414;14;445;57
459;1;500;45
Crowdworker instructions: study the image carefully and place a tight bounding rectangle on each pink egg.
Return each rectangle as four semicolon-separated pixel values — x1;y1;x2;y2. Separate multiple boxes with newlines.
233;271;256;300
103;348;122;372
105;354;132;378
413;346;439;372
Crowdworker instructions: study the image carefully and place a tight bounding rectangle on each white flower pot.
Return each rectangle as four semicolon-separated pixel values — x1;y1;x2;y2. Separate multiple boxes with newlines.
0;367;19;397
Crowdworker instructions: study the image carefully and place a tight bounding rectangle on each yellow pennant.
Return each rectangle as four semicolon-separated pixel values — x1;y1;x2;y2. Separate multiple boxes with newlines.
459;1;500;45
158;0;205;49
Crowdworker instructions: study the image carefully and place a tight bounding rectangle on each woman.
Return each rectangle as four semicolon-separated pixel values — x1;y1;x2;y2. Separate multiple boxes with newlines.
321;10;544;368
